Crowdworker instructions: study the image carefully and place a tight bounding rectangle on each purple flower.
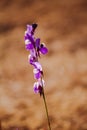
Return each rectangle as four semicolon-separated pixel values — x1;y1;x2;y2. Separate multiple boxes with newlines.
24;23;48;95
35;39;48;55
33;68;42;79
26;24;37;34
33;79;45;94
25;40;34;50
33;62;43;79
26;25;33;34
40;43;48;54
33;62;42;70
33;82;39;93
28;54;37;64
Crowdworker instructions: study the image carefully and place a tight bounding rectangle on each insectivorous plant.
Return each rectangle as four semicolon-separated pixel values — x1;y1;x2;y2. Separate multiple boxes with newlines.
24;23;51;130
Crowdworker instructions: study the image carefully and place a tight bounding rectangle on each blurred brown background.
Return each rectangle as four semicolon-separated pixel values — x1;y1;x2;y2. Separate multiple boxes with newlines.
0;0;87;130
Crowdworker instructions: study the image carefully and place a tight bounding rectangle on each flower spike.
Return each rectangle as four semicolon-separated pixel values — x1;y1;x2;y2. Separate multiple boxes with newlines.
24;23;48;95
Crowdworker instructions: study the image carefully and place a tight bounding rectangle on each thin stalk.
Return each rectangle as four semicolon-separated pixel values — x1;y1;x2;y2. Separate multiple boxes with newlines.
42;87;51;130
0;120;2;130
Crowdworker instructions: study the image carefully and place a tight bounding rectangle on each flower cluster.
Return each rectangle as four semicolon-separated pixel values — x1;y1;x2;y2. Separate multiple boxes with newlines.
24;24;48;95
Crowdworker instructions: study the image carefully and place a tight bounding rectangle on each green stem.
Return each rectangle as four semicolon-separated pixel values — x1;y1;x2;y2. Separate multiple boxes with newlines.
42;87;51;130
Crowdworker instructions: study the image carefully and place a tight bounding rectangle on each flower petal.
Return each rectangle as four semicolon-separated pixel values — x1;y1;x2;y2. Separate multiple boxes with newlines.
25;40;34;50
33;82;39;93
40;46;48;54
33;68;41;79
33;62;42;71
27;25;33;34
35;38;40;48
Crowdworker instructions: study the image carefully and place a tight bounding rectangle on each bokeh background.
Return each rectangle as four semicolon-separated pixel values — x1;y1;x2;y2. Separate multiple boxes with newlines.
0;0;87;130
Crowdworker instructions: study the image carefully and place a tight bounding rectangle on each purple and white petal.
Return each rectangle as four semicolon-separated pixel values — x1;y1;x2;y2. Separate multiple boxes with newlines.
33;68;41;79
30;49;37;58
27;25;33;34
33;82;39;93
34;62;42;71
25;40;34;50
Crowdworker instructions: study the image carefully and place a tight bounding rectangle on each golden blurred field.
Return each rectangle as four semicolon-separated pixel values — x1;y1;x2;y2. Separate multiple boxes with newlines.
0;0;87;130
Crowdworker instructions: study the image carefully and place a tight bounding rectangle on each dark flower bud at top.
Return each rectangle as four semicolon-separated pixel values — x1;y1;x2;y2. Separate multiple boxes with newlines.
32;23;38;30
31;23;38;35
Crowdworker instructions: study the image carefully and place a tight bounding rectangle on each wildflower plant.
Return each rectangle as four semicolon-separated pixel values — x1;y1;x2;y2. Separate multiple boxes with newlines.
24;24;51;130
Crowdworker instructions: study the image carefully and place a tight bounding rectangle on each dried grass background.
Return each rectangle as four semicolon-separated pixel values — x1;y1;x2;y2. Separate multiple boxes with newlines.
0;0;87;130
